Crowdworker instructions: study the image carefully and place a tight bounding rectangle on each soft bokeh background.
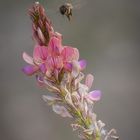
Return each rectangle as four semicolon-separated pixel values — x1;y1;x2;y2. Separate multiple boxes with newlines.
0;0;140;140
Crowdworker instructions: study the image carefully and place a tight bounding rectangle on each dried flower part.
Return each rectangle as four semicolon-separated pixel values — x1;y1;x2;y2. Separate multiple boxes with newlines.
85;74;94;89
42;95;61;102
52;104;72;118
28;2;53;46
22;2;119;140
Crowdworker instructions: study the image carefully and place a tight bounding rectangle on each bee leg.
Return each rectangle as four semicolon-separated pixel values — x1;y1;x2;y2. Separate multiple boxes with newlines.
70;10;72;16
67;11;72;21
67;15;71;21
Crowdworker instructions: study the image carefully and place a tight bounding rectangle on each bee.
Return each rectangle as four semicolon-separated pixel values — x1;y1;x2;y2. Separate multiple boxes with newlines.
59;3;73;21
46;0;86;21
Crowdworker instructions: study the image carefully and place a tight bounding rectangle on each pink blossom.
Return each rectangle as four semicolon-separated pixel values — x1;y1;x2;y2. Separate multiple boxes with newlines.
23;36;80;77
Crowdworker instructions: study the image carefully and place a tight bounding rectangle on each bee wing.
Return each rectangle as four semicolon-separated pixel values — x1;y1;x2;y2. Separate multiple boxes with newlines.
70;0;87;10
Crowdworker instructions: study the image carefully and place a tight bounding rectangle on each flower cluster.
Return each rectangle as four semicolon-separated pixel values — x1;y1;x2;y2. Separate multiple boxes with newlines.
22;2;118;140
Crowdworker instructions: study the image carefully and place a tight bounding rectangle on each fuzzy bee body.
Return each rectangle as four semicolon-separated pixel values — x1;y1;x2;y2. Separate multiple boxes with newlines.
59;3;73;21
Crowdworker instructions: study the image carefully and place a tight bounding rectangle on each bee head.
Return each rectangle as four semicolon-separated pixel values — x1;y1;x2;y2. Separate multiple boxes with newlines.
59;5;67;15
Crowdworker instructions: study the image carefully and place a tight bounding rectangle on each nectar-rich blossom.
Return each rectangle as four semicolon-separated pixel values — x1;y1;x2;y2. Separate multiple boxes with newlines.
22;2;119;140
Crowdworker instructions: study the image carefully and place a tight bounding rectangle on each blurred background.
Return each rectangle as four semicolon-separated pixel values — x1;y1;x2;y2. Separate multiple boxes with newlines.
0;0;140;140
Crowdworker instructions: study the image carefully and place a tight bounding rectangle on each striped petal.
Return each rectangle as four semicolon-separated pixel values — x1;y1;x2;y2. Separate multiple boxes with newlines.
48;37;62;56
62;47;79;62
33;45;48;62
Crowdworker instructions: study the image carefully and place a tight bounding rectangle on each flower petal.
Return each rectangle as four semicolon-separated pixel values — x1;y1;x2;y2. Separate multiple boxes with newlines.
53;56;63;69
36;75;45;86
71;124;85;131
97;120;105;130
22;65;38;75
54;32;62;41
73;48;79;60
87;90;101;101
44;79;60;92
71;60;80;78
61;47;79;62
52;104;72;118
42;95;61;102
64;62;72;71
37;27;45;44
46;56;54;71
22;52;34;65
75;72;84;85
40;63;47;73
33;45;48;62
65;92;74;106
85;74;94;89
79;60;87;70
48;37;62;56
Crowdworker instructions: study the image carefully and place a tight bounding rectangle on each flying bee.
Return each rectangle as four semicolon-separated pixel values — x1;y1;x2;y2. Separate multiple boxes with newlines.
58;0;86;21
59;3;73;21
45;0;86;21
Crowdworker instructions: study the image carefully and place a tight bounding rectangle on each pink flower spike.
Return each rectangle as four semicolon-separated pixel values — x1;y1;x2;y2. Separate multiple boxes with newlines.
22;52;34;65
22;65;38;75
79;60;87;70
87;90;101;101
85;74;94;89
